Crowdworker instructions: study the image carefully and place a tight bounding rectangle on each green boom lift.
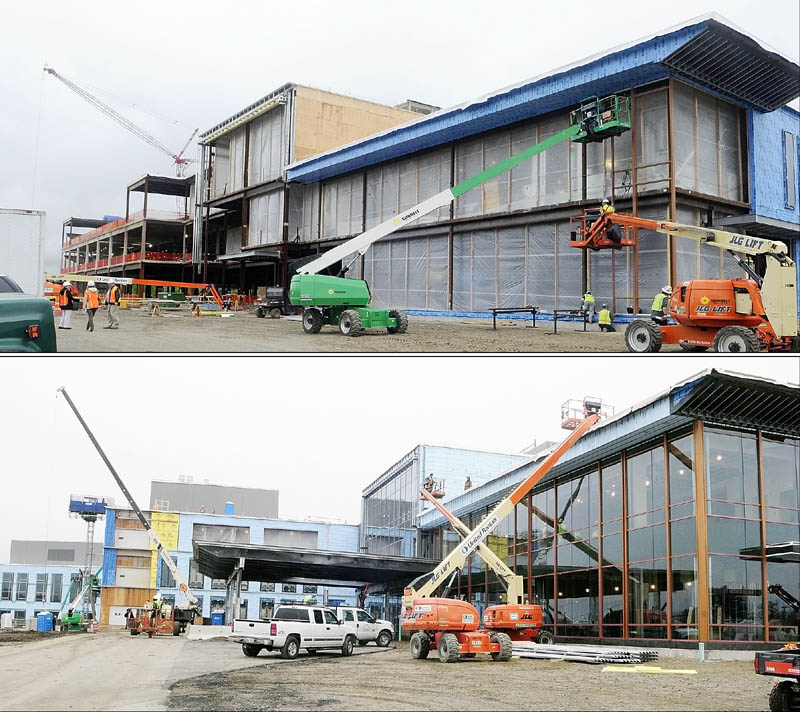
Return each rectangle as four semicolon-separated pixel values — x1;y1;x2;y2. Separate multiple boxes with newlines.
289;95;631;336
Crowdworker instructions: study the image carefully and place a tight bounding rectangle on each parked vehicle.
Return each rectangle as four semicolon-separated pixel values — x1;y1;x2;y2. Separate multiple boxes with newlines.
0;274;57;352
255;287;302;319
0;208;45;296
331;607;393;647
231;605;357;659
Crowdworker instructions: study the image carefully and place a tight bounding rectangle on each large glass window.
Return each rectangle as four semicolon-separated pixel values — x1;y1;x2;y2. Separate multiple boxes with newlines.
705;430;759;504
188;560;204;589
628;559;668;639
627;446;665;524
160;557;178;589
15;574;27;601
35;574;47;602
192;524;250;544
50;573;63;603
667;434;695;512
709;555;763;640
767;561;800;642
556;569;599;637
601;567;623;638
601;462;622;530
762;436;800;511
670;555;698;640
1;573;12;601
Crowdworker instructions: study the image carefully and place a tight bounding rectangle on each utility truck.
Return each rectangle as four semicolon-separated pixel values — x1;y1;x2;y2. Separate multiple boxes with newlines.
0;208;45;297
401;400;603;662
330;606;394;647
570;211;799;352
232;604;357;659
289;95;631;336
57;388;202;634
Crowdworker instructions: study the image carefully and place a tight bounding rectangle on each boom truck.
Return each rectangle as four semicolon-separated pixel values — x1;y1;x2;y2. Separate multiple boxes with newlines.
569;211;798;352
57;387;202;635
401;401;602;663
289;95;631;336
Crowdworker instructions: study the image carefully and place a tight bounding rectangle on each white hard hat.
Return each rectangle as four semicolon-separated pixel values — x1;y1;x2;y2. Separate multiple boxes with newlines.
87;281;95;287
662;285;673;295
64;281;71;287
602;198;609;204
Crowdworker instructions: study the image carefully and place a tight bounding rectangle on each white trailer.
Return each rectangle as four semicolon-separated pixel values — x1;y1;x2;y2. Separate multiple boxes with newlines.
0;208;46;296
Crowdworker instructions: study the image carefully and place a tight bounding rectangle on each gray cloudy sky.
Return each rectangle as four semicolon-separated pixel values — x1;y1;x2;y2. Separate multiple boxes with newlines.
1;1;798;272
1;356;798;562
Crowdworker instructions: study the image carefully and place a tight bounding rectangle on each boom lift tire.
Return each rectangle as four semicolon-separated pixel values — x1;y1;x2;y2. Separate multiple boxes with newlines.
338;310;362;337
769;680;800;712
437;632;460;663
489;632;513;662
242;644;261;657
536;631;554;645
280;636;300;659
340;635;355;657
302;309;323;334
409;632;430;659
376;630;392;647
679;343;709;352
173;623;181;636
387;310;408;334
624;320;663;353
269;308;281;319
712;326;759;353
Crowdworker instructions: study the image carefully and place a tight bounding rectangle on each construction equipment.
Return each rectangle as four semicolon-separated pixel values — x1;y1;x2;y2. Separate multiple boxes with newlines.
57;388;201;634
57;565;103;631
289;95;631;336
514;641;658;665
755;584;800;712
43;66;197;179
68;495;109;620
570;212;798;352
401;402;603;662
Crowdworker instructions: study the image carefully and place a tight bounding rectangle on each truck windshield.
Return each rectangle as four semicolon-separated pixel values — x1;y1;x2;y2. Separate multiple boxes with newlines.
0;276;24;293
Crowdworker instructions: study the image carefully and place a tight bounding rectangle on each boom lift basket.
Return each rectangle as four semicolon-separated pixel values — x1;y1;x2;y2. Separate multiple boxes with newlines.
561;398;612;430
569;210;635;250
570;95;631;144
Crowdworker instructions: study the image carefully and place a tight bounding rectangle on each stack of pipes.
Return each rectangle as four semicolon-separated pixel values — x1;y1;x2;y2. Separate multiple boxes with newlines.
512;642;659;665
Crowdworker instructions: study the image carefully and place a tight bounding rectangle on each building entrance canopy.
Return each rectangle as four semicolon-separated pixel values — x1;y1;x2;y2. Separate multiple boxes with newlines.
193;541;439;593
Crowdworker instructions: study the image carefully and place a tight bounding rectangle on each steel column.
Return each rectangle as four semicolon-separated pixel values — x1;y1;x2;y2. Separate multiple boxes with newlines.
692;420;710;642
663;434;673;640
621;453;629;639
757;430;769;642
667;79;678;287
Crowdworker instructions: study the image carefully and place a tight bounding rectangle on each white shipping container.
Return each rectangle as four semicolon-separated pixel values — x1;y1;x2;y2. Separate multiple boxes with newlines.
0;208;46;296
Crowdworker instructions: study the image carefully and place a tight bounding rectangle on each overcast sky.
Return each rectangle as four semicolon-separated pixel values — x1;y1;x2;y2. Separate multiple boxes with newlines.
1;1;798;272
0;356;797;562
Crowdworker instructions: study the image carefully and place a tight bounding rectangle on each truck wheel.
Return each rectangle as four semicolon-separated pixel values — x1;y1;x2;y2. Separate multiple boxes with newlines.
769;680;800;712
340;635;355;657
437;633;460;663
302;308;323;334
387;310;408;334
242;644;261;657
409;632;430;659
280;636;300;659
269;308;282;319
536;631;554;645
338;310;362;337
376;630;392;647
713;326;759;353
172;623;180;636
256;307;266;318
489;632;513;662
624;320;662;353
679;343;708;352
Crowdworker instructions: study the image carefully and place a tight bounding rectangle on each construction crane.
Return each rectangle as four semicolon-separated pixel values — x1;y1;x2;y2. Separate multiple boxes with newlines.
569;211;798;352
56;387;201;635
43;65;198;178
288;95;632;337
401;400;603;663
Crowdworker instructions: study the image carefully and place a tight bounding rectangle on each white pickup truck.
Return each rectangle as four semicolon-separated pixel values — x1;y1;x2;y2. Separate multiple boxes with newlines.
231;605;357;659
331;607;394;647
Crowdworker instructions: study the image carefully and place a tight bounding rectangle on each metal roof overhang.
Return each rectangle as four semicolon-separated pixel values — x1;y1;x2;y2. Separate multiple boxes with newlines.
193;541;440;592
128;174;195;197
217;249;282;261
662;20;800;112
63;217;110;229
715;214;800;242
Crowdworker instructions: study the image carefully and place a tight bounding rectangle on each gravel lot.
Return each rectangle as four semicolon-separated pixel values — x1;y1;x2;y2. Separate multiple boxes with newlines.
0;631;777;711
54;307;684;353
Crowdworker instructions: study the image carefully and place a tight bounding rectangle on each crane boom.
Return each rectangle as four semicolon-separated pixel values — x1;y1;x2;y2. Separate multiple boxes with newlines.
57;388;200;612
403;411;599;608
43;66;196;170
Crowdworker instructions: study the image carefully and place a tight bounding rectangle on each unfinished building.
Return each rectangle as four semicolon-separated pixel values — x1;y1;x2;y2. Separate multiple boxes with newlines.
283;14;800;315
191;84;425;291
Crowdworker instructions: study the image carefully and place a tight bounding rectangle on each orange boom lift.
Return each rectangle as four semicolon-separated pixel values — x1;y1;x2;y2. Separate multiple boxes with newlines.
401;401;602;663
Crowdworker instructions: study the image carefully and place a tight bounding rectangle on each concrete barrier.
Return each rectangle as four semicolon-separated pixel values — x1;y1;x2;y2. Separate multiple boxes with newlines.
185;624;232;641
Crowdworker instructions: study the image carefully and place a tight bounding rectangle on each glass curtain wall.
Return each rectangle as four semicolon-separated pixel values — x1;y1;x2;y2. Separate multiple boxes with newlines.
362;465;418;556
423;424;798;642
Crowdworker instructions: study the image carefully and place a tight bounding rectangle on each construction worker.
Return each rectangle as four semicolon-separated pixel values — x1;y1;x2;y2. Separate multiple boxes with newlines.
424;474;435;492
84;281;100;332
151;596;161;623
581;290;596;322
303;593;314;605
104;281;121;329
58;282;74;329
651;285;673;324
598;304;615;332
464;477;472;491
600;198;615;216
601;198;623;243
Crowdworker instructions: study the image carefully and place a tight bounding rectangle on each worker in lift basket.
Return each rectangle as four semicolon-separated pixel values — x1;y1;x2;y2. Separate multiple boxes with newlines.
600;199;623;244
651;285;673;325
598;304;615;333
424;474;435;492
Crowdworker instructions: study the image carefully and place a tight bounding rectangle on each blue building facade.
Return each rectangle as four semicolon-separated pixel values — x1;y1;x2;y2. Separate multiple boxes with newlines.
0;565;88;626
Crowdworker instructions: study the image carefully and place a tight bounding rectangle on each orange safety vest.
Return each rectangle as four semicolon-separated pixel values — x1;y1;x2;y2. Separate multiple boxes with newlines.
108;285;120;304
59;289;70;306
86;290;100;309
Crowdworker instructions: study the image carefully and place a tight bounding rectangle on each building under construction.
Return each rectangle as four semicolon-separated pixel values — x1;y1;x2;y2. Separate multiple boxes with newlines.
279;14;799;315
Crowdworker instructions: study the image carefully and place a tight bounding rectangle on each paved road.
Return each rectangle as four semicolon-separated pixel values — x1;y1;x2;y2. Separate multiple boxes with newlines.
0;631;265;711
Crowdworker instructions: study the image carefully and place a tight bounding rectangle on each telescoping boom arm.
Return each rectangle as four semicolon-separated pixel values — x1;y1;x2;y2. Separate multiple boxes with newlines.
403;411;600;609
57;388;200;612
297;95;630;276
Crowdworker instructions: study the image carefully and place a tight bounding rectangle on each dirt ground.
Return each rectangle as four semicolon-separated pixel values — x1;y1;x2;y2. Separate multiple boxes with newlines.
55;307;685;353
0;630;69;644
0;631;777;711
